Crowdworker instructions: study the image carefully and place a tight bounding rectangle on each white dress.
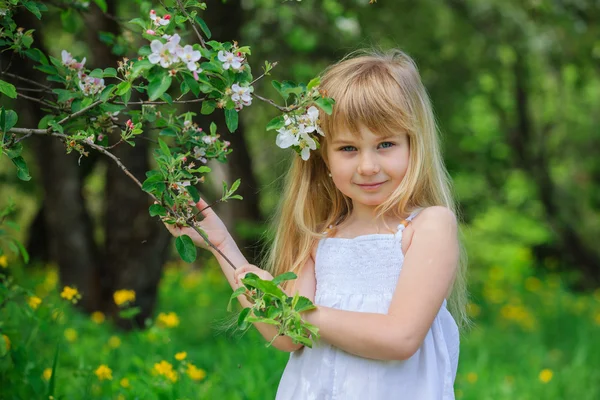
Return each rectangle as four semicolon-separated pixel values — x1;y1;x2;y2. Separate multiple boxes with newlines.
276;210;460;400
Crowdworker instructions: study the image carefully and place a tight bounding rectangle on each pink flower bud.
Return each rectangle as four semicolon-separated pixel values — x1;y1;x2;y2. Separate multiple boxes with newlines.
237;52;242;57
193;71;199;81
163;14;171;20
98;135;104;141
182;157;187;162
150;10;156;15
146;29;155;35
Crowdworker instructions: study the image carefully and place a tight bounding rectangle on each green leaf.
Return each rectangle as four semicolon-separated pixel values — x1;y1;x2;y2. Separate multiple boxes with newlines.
227;287;247;312
47;342;60;398
147;73;172;101
194;16;212;39
4;142;22;159
266;115;285;131
130;59;153;79
0;80;17;99
246;316;279;325
187;186;200;203
294;296;316;313
315;97;335;115
272;272;297;286
241;275;286;299
225;109;238;133
183;73;200;97
237;307;251;330
159;127;177;137
129;17;147;30
149;204;167;217
307;77;320;90
201;100;216;115
23;0;42;19
103;67;117;78
10;238;30;264
157;138;171;157
24;48;49;65
0;108;18;133
115;81;131;96
93;0;107;12
118;306;141;319
229;178;241;194
175;235;197;263
12;157;31;181
210;122;217;135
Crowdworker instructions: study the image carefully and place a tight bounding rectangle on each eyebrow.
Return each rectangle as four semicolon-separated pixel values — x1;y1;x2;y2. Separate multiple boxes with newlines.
331;134;398;145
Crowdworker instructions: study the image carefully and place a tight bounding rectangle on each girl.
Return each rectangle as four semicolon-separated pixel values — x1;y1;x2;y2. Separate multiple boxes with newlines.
166;49;468;400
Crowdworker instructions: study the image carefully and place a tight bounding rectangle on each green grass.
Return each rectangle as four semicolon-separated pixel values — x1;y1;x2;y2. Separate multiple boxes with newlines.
1;259;599;399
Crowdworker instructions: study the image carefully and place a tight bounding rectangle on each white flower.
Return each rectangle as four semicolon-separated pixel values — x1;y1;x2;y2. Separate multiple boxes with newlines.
176;45;202;71
231;83;254;109
298;132;317;160
78;73;105;96
148;35;181;68
193;146;206;159
217;50;244;71
61;50;86;70
275;126;300;149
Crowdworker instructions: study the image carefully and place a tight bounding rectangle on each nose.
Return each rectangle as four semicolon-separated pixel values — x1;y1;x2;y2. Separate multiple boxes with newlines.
357;151;380;175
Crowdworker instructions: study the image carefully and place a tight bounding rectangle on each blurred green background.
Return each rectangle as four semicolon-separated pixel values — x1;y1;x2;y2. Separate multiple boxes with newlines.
1;0;599;399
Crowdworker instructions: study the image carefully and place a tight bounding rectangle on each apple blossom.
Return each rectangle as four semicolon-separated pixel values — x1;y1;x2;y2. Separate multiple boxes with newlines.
217;50;244;71
230;83;253;110
176;45;202;72
61;50;86;70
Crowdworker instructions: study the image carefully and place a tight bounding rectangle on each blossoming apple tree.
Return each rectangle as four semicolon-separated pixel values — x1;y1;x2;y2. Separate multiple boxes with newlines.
0;0;334;346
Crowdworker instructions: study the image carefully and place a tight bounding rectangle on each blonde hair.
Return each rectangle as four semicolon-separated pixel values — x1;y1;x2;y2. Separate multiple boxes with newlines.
263;49;469;330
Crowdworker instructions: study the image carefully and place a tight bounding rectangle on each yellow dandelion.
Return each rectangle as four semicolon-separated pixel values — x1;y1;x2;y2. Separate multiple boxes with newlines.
175;351;187;361
2;334;10;351
525;277;542;293
153;360;178;382
28;296;42;310
60;286;81;303
455;389;463;399
94;364;113;381
108;336;121;349
0;255;8;268
91;311;105;324
186;363;206;381
117;395;126;400
113;289;136;307
44;267;59;290
157;312;180;328
64;328;78;343
466;372;478;383
42;368;53;381
120;377;130;388
539;369;553;383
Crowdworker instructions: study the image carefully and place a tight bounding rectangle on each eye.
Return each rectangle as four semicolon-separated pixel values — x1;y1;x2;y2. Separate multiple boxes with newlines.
378;141;395;149
339;145;356;152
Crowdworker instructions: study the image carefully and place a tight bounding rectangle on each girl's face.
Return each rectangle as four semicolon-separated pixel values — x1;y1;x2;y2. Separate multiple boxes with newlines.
326;124;410;213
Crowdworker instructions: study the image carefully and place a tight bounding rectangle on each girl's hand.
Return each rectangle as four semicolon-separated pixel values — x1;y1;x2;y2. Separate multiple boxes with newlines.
234;264;274;288
162;198;231;252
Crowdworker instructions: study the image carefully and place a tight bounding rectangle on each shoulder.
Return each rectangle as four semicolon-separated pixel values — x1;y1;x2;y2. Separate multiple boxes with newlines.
412;206;457;232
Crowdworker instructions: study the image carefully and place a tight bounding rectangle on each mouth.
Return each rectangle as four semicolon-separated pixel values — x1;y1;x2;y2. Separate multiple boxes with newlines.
355;181;386;190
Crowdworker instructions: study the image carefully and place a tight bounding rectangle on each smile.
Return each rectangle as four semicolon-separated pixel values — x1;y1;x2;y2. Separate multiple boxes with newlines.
356;181;386;191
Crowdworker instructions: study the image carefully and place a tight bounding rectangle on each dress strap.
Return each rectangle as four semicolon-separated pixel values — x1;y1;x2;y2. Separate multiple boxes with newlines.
394;208;423;239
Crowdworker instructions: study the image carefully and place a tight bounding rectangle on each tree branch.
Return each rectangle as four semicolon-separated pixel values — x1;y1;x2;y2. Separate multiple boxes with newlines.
176;0;207;49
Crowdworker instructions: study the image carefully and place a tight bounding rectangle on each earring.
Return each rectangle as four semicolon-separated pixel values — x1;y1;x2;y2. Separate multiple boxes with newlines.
328;173;332;177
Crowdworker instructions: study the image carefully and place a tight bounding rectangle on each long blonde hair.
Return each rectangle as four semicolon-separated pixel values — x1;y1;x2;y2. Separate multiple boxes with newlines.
263;49;469;330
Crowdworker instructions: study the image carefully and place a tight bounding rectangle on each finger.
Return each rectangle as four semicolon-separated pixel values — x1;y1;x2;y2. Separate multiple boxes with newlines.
195;198;215;218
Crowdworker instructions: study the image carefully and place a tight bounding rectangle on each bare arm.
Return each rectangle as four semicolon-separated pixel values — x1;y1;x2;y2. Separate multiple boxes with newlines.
302;207;459;360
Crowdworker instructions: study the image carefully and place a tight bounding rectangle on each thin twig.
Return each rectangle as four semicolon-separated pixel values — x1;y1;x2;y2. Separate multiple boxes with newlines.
16;87;49;93
17;92;61;111
56;100;103;125
115;97;207;105
175;0;207;49
250;62;278;86
253;94;301;113
1;71;53;92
